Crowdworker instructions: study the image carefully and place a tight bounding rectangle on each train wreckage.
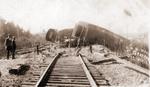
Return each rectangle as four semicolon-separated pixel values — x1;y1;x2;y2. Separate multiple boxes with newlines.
46;22;148;56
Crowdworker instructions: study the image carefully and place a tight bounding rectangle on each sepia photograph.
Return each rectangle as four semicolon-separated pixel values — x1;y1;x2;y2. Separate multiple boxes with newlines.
0;0;149;87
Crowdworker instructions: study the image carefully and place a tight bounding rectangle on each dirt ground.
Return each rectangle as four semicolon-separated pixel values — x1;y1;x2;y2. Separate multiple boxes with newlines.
0;44;149;87
0;43;62;87
0;54;29;87
80;45;150;87
0;49;54;87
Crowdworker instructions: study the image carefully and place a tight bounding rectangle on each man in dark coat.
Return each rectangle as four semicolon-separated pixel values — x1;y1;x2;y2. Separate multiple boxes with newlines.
11;36;16;59
4;34;12;59
89;45;93;53
36;44;39;55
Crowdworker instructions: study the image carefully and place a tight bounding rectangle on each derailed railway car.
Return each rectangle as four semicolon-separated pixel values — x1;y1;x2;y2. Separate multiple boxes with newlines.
57;28;77;47
57;28;73;42
46;29;57;42
72;22;130;52
46;28;77;47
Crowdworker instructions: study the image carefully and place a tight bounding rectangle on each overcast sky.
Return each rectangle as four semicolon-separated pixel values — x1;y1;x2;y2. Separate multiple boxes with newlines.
0;0;149;34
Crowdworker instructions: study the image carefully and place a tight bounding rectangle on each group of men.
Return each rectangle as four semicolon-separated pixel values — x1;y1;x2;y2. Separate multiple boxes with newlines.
4;34;16;59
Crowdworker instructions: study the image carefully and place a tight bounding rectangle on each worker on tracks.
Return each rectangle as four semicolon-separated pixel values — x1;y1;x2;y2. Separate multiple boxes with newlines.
11;36;16;59
4;34;12;59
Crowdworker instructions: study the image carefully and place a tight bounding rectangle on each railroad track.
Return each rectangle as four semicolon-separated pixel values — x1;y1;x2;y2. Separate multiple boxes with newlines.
22;52;110;87
16;43;51;55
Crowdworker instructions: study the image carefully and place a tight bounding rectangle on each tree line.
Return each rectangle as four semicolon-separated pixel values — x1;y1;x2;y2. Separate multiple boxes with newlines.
0;18;46;56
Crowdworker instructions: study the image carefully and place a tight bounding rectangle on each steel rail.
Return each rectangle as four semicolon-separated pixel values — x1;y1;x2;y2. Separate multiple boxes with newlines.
79;54;98;87
35;53;62;87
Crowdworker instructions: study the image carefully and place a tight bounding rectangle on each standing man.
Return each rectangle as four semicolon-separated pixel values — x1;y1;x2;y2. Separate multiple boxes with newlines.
89;45;93;53
11;36;16;59
36;44;39;55
4;34;12;59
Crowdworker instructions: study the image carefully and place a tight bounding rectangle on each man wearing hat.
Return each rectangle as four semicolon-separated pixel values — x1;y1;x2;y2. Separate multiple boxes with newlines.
11;36;16;59
4;34;12;59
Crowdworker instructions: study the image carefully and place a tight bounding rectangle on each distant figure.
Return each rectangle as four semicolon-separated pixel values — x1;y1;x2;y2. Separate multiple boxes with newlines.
11;36;16;59
89;45;93;53
4;34;12;59
37;44;39;55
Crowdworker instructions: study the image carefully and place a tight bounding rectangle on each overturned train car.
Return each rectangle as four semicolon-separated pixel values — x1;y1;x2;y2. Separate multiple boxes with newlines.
46;22;130;51
46;22;148;57
46;28;77;47
46;29;57;42
72;22;130;52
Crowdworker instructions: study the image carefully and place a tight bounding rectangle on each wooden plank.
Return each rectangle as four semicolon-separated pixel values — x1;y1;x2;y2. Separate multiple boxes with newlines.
52;68;84;71
54;66;82;68
51;70;85;73
50;72;85;75
47;80;90;84
50;73;86;77
49;76;87;79
49;75;105;80
48;78;89;82
49;74;86;77
45;83;90;87
46;81;90;85
79;54;98;87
